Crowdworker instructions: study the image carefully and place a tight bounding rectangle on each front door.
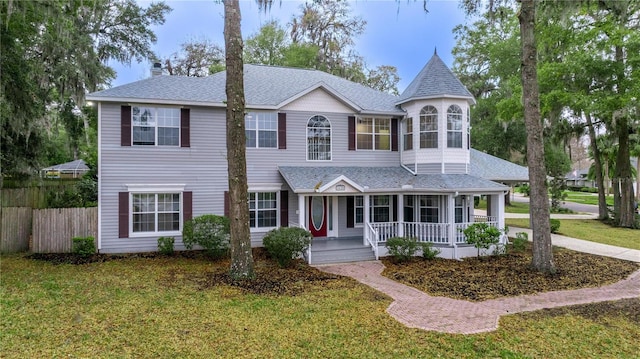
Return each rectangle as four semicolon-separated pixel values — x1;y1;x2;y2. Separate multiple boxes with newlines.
309;196;327;237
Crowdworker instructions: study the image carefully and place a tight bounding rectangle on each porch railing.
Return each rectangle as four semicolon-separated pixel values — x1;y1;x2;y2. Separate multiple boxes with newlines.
289;221;311;264
370;221;498;245
473;215;497;223
364;222;379;260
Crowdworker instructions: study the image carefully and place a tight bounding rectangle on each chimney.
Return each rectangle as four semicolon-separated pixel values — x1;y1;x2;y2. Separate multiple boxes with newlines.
151;62;162;77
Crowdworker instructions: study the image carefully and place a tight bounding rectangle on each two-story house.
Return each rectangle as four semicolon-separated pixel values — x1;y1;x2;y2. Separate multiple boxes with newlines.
87;52;528;263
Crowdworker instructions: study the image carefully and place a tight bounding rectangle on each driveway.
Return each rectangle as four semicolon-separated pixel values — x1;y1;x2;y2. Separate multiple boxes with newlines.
511;192;599;215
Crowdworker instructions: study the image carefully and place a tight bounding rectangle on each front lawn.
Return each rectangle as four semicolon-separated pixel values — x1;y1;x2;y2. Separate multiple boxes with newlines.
1;250;639;358
477;199;531;214
505;218;640;250
564;191;614;206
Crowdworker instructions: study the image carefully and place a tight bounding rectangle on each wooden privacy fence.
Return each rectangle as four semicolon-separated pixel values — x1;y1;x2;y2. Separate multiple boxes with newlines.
1;207;32;253
31;207;98;253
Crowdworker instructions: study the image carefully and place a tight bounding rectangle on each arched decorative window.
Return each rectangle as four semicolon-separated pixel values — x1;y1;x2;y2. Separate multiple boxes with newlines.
419;106;438;148
467;107;471;150
447;105;463;148
307;115;331;161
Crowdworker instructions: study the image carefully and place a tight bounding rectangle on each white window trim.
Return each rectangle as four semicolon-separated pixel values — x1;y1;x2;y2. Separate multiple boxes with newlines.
420;106;439;149
370;194;393;223
129;192;183;238
131;105;181;147
447;105;463;149
354;195;364;227
306;114;333;162
245;111;278;149
247;187;280;232
356;117;392;151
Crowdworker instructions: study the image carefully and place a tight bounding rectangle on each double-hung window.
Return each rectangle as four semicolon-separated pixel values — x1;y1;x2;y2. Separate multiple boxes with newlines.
447;105;463;148
354;196;364;225
356;117;390;150
245;112;277;148
132;193;181;233
420;106;438;149
419;195;439;223
248;192;277;228
403;118;413;150
132;106;180;146
370;195;391;222
307;115;331;160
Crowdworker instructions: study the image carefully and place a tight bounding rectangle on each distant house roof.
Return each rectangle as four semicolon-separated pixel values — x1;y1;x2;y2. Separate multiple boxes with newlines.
42;159;89;173
87;64;404;116
279;166;507;194
565;168;590;180
397;51;475;105
470;149;529;183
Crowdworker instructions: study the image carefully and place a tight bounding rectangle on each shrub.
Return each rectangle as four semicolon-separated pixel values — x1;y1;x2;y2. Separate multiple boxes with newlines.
516;184;530;197
462;223;502;257
550;219;561;234
512;232;528;252
385;237;420;262
157;236;175;255
419;242;440;260
72;236;95;257
262;227;312;268
182;214;230;258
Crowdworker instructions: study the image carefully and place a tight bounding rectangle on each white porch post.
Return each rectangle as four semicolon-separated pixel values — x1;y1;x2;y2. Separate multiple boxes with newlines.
397;194;404;237
298;195;305;229
496;192;506;243
447;194;456;258
363;194;371;245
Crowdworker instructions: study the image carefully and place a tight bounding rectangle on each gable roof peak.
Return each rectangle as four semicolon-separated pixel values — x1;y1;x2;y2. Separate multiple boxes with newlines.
396;51;475;105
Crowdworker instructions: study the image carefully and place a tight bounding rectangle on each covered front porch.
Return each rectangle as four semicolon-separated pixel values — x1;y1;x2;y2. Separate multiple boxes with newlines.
279;166;508;264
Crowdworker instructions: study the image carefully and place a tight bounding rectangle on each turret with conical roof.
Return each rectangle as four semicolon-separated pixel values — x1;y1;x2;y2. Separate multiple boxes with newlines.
398;51;474;175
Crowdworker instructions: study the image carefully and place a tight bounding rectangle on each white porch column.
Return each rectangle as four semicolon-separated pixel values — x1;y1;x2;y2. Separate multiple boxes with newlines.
397;194;404;237
496;192;506;243
363;194;371;245
448;194;456;253
298;195;305;229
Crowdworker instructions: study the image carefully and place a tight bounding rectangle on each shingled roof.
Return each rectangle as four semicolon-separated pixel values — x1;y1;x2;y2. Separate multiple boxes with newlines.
469;149;529;183
396;51;474;105
87;64;404;115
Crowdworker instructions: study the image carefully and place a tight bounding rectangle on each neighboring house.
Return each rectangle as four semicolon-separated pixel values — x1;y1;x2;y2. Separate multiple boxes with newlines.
41;159;90;179
564;168;596;189
87;52;527;263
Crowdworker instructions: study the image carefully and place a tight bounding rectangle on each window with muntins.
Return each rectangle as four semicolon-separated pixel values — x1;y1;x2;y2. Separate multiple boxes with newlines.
420;106;438;148
132;193;181;233
419;195;439;223
447;105;463;148
132;106;180;146
403;118;413;150
356;117;390;150
370;195;391;222
355;196;364;225
248;192;277;228
455;196;465;223
245;112;277;148
307;115;331;160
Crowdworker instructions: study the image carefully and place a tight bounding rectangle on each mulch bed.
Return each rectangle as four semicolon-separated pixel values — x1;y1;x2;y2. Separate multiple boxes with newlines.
381;243;640;301
27;245;639;301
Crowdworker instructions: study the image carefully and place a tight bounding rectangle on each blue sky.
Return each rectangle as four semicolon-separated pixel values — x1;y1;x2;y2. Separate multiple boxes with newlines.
113;0;469;93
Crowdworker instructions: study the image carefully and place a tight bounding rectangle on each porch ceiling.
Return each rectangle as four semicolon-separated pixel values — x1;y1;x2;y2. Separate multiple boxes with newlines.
279;166;508;194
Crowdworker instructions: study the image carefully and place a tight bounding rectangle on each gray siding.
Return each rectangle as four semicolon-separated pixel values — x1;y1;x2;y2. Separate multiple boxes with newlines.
100;105;399;252
100;103;228;253
444;163;467;174
337;196;364;237
417;163;442;174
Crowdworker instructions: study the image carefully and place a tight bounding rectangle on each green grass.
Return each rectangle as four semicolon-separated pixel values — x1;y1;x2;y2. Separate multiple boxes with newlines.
1;254;639;358
564;191;614;206
477;199;531;214
505;218;640;250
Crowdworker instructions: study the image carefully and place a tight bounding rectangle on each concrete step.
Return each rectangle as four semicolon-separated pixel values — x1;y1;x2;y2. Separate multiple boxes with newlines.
310;246;376;265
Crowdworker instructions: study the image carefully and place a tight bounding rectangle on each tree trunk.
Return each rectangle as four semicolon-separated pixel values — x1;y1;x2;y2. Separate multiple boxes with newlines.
519;0;555;273
224;0;255;279
636;156;639;202
613;112;635;227
585;112;609;220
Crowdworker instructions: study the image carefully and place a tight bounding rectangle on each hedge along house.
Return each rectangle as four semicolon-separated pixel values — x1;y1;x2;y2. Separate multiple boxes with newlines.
87;51;527;264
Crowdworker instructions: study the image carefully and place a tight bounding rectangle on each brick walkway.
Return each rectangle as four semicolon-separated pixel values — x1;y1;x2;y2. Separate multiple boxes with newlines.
317;261;640;334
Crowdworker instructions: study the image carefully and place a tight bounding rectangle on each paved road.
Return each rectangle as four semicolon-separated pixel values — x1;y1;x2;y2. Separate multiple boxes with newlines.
510;192;600;215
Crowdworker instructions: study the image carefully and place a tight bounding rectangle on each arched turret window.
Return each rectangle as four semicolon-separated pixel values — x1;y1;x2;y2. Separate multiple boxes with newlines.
419;106;438;148
307;115;331;160
447;105;463;148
